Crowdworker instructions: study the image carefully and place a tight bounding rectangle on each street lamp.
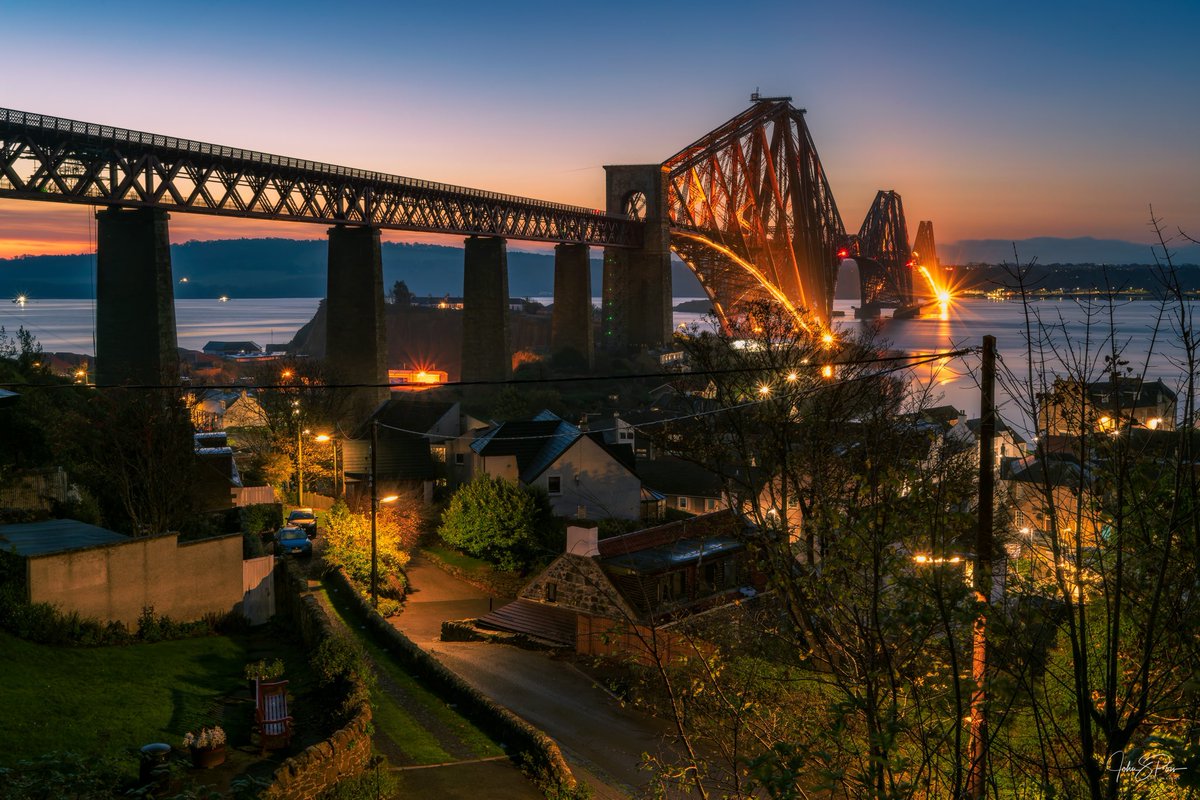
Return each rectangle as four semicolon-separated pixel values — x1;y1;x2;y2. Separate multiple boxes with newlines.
291;400;305;506
371;493;399;608
315;433;342;499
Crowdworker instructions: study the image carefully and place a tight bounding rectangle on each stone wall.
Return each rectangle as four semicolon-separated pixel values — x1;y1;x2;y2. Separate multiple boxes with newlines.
519;554;638;622
261;560;373;800
26;533;242;626
325;568;578;795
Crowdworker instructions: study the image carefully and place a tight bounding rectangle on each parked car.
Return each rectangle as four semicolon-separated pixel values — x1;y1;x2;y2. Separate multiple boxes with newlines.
287;508;317;537
275;526;312;557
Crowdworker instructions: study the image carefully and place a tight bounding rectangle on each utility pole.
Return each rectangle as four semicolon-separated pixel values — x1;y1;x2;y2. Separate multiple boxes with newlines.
370;418;379;608
967;335;996;798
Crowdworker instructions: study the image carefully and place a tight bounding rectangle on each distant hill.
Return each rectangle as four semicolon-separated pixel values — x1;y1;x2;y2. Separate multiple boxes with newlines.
939;236;1200;266
1;236;1195;300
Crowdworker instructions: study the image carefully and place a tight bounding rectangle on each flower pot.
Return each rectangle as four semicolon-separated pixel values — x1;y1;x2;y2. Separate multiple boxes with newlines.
190;744;226;769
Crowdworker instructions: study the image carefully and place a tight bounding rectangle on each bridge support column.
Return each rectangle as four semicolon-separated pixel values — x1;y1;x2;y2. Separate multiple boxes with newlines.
95;207;178;386
601;165;671;351
552;243;592;368
326;225;388;423
461;236;511;382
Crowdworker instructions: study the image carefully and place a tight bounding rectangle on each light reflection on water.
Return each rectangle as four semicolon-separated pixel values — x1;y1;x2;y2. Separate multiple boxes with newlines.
664;295;1197;427
0;298;322;355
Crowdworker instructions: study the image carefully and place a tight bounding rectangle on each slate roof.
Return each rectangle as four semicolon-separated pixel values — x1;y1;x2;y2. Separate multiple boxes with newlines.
0;519;128;557
637;458;724;498
202;341;260;354
354;398;458;439
471;417;579;483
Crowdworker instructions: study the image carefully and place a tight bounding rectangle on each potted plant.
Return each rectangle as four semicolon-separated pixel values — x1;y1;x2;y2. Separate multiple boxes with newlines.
182;725;227;768
244;658;284;692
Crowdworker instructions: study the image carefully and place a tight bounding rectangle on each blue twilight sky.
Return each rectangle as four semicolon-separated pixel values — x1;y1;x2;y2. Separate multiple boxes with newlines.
0;0;1197;256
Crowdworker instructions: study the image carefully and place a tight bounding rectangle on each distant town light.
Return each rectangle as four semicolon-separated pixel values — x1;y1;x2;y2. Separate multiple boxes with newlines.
218;295;229;302
14;294;27;306
821;365;834;379
758;385;771;396
786;372;798;382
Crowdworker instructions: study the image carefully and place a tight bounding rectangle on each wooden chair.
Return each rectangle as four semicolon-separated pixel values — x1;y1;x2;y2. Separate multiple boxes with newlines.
254;679;294;754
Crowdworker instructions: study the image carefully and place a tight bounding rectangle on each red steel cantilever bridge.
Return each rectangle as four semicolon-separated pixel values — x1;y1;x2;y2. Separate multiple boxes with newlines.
0;99;938;393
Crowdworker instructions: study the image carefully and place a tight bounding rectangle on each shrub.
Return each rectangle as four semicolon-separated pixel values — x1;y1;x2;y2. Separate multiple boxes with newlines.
239;502;281;536
438;474;555;571
322;500;416;600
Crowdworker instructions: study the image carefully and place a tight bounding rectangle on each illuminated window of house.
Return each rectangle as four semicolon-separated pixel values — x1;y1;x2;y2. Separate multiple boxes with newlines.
548;476;562;494
678;496;688;509
431;445;446;462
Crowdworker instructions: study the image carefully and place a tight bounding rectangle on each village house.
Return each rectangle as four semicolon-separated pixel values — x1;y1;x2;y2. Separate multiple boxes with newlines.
474;512;762;657
450;411;641;520
342;397;468;506
1037;377;1178;435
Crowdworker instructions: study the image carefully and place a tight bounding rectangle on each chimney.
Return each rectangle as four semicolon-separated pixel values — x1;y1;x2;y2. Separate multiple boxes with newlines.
566;521;600;557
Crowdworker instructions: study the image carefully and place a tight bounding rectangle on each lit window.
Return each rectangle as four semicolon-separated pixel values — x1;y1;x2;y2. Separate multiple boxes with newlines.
431;445;446;462
678;497;688;509
548;476;562;494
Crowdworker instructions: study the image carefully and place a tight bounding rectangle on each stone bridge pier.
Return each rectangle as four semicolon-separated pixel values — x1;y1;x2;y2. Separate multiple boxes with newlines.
326;225;388;423
601;165;672;352
95;207;179;387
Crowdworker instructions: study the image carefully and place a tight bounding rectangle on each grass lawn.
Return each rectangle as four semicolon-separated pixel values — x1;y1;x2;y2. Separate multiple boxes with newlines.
315;583;504;765
421;544;529;598
0;627;319;778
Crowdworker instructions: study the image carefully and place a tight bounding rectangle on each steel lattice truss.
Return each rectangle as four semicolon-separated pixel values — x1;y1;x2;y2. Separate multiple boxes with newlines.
911;219;942;294
664;98;846;327
0;108;640;247
855;190;913;307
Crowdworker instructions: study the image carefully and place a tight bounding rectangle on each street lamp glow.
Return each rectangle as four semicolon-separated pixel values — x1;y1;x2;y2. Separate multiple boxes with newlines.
758;385;771;396
786;372;798;382
314;434;331;443
381;495;400;504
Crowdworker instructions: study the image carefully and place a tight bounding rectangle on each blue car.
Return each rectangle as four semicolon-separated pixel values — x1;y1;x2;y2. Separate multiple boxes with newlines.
275;526;312;557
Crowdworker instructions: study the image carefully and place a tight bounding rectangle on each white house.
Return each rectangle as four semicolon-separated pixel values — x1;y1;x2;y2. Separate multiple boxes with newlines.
462;411;641;520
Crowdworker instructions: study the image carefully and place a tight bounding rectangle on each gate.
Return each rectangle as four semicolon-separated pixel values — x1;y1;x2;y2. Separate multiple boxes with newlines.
242;556;275;625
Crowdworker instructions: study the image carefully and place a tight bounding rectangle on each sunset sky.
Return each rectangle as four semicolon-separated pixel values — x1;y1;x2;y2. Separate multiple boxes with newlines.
1;0;1197;258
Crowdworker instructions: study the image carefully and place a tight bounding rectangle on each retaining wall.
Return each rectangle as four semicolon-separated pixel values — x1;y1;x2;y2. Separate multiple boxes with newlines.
261;560;373;800
325;568;579;794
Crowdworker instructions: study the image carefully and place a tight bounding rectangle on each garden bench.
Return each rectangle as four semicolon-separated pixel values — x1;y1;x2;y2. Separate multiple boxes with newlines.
254;679;293;754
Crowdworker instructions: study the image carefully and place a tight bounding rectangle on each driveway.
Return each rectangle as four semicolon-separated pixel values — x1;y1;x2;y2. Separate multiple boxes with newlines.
397;556;679;799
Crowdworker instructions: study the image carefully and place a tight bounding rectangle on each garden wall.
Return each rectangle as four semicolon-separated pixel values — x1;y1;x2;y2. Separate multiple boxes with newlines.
326;568;579;794
261;560;373;800
26;533;242;626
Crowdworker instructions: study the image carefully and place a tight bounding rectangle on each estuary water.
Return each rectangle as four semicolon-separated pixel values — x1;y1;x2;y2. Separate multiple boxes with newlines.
0;297;322;355
4;295;1194;430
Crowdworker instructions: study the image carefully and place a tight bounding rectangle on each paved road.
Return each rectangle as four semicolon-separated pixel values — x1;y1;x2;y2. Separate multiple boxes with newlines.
397;556;679;799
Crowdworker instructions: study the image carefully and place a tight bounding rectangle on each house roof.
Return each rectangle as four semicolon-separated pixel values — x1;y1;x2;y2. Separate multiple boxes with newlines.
1085;378;1177;406
966;415;1023;440
0;519;128;557
598;509;741;558
471;417;579;483
601;536;744;575
637;458;724;498
202;341;260;353
354;397;458;439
